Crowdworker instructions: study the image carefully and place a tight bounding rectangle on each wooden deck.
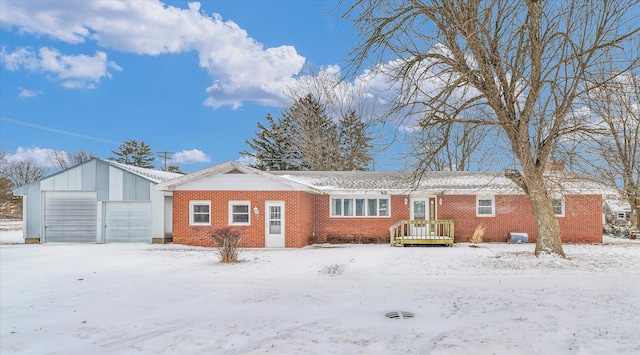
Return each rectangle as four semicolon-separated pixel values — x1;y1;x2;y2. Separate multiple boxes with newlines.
389;220;454;247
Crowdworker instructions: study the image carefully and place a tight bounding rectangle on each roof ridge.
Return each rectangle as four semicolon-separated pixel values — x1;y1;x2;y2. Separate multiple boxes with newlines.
104;159;182;183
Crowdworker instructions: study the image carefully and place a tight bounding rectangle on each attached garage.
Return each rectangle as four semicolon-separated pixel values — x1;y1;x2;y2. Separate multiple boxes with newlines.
103;201;152;243
43;191;98;242
13;158;180;244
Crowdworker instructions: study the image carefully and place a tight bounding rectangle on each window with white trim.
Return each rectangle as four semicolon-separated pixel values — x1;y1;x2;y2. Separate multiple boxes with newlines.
617;212;626;220
190;201;211;225
229;201;250;226
476;196;495;217
331;196;390;217
552;197;565;217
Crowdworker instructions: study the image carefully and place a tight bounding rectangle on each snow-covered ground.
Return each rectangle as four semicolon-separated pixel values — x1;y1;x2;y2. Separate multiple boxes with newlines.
0;221;24;244
1;224;639;354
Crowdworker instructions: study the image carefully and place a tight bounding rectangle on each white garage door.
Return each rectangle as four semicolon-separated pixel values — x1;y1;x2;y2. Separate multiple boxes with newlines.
104;201;152;243
44;191;97;243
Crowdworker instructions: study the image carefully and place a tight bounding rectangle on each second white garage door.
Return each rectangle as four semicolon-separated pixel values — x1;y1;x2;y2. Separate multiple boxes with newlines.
103;201;152;243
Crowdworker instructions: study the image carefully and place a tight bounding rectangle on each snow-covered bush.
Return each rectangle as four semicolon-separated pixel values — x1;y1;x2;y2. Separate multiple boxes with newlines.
603;224;632;239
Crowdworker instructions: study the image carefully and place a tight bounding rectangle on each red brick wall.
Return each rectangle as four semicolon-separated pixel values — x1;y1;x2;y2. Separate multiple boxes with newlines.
312;195;409;243
173;190;314;247
558;194;603;243
173;190;602;247
438;194;602;243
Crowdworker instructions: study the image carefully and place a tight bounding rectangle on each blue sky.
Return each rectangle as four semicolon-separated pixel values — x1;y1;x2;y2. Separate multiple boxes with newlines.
1;0;408;173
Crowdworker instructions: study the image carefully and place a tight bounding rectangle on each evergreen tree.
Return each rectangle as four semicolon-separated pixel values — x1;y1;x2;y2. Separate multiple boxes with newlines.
339;109;372;170
242;113;300;171
242;94;373;171
110;139;155;169
285;94;340;170
166;164;185;174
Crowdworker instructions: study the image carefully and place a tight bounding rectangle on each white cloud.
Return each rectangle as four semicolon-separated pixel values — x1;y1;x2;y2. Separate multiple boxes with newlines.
236;154;257;166
0;47;38;71
18;87;38;98
172;149;210;164
4;146;56;168
1;47;121;89
0;0;305;107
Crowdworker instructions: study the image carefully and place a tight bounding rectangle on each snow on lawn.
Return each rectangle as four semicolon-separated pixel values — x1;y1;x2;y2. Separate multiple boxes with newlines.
0;221;24;244
1;240;639;354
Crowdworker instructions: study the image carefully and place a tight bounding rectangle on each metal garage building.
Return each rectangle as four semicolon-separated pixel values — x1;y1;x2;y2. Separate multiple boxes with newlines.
13;158;181;244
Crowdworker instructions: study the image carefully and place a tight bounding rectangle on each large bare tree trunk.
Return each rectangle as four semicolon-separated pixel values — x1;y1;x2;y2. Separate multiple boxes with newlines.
505;166;565;256
528;177;565;257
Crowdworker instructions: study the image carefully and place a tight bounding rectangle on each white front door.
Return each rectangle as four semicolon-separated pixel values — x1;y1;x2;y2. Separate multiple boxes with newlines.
265;202;285;248
410;198;427;236
410;197;436;236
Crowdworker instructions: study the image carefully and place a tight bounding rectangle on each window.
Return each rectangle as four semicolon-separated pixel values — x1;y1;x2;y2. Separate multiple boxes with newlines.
343;199;354;216
552;198;564;217
617;213;626;220
476;196;495;217
379;199;389;216
355;199;366;216
330;196;390;217
332;199;342;216
367;199;378;216
190;201;210;225
229;201;250;226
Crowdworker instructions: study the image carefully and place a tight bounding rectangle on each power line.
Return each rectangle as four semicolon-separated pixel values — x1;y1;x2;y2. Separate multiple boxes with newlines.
157;151;173;171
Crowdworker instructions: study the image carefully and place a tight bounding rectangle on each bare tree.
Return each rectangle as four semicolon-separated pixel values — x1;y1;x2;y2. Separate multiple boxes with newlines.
586;70;640;228
410;106;501;171
0;145;15;214
0;160;47;188
50;150;96;171
343;0;640;256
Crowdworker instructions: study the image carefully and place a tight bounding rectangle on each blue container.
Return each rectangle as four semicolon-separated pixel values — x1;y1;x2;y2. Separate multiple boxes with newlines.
510;232;529;243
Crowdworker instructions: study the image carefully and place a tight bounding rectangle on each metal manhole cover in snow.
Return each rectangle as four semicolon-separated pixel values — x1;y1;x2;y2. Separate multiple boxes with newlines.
384;311;415;319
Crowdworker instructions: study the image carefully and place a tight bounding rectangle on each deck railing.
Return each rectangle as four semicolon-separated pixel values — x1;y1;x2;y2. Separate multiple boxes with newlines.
389;220;455;247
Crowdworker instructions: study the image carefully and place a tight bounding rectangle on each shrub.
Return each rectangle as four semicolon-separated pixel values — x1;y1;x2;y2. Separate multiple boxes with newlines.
325;234;388;244
470;225;484;244
604;224;632;238
208;227;242;263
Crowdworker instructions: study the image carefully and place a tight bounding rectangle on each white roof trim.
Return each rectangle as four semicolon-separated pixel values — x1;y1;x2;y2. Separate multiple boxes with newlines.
153;161;319;192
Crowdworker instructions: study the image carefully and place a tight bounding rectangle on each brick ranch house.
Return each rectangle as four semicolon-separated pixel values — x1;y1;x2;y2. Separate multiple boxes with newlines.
153;161;604;248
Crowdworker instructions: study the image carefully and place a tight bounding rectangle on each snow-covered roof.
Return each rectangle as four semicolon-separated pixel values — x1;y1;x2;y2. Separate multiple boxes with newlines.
271;171;520;194
106;160;182;183
272;170;608;195
604;198;632;213
153;161;609;195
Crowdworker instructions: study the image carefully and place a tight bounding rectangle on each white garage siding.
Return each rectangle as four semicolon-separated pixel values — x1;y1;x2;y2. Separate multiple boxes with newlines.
43;191;98;243
14;159;180;243
103;201;152;243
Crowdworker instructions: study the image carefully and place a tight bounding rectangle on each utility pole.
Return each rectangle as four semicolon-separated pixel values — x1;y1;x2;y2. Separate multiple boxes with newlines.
157;151;173;171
